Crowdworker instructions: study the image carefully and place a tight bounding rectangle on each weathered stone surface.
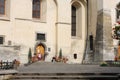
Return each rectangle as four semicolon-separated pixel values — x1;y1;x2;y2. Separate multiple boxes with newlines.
0;46;19;61
95;12;104;61
94;10;114;62
83;0;97;63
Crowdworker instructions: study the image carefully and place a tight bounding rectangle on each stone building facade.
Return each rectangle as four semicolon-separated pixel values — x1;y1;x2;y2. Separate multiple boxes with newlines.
0;0;87;64
85;0;120;62
0;0;118;64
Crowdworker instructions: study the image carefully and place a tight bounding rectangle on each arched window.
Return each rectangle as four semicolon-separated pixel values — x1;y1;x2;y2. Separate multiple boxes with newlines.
71;6;76;36
0;0;5;15
32;0;40;18
71;2;82;38
32;0;47;21
0;0;10;19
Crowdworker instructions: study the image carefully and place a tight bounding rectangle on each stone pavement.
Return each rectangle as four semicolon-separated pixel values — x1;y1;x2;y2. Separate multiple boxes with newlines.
0;70;17;75
17;61;120;74
0;70;17;80
1;62;120;80
1;61;120;75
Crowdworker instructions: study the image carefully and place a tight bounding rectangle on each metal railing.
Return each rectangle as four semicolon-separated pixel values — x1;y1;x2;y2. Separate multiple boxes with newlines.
0;60;19;70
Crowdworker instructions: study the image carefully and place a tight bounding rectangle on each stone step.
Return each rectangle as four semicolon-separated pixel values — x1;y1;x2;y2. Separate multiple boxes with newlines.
10;74;118;80
82;61;100;65
13;73;96;76
10;79;90;80
12;75;118;78
11;73;119;76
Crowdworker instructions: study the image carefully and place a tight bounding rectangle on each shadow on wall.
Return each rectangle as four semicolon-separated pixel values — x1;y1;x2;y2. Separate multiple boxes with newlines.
94;12;104;62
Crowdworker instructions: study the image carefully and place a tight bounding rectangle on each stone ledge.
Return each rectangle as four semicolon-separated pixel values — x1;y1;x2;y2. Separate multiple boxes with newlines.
0;75;13;80
0;70;18;75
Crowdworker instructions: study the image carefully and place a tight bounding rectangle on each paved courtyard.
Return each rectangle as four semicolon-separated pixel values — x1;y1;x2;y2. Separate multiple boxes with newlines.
16;61;120;74
1;62;120;80
1;61;120;74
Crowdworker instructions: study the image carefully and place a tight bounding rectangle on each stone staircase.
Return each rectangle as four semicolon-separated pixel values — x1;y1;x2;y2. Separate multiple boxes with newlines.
7;62;120;80
9;73;118;80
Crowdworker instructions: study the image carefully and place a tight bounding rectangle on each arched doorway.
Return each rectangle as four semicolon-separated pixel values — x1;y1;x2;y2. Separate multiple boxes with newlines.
36;43;45;60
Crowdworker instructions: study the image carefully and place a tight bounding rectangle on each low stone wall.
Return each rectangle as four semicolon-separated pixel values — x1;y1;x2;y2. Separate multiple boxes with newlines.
0;46;19;61
0;75;13;80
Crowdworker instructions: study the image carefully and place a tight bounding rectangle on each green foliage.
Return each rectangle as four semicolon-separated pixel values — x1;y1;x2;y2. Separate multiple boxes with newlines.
118;56;120;59
115;26;120;37
100;62;108;67
28;48;32;63
59;49;62;59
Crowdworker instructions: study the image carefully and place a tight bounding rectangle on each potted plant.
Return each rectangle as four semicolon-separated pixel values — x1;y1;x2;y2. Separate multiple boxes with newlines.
112;21;120;40
28;48;32;63
59;49;62;59
100;62;108;67
112;22;120;62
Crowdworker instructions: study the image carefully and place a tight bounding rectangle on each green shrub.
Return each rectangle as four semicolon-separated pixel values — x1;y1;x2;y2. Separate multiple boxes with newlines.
100;62;108;67
28;48;32;63
59;49;62;59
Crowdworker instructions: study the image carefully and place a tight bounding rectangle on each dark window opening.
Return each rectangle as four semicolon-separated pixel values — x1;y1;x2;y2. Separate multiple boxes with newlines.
32;0;40;18
37;33;45;41
74;53;77;59
48;48;51;52
117;10;119;19
0;0;5;15
116;2;120;20
0;37;4;44
71;6;76;36
116;9;120;20
89;35;93;50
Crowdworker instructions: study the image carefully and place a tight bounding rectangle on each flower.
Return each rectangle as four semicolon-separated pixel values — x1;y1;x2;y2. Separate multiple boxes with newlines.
112;28;115;30
117;21;120;24
112;22;120;40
